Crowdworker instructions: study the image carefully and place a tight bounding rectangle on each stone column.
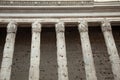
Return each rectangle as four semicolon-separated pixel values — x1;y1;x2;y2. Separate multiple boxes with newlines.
101;20;120;80
29;21;41;80
78;21;97;80
55;22;69;80
0;21;17;80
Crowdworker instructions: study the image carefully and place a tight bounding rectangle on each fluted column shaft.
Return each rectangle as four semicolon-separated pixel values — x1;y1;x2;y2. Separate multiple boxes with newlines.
101;20;120;80
29;22;41;80
78;21;97;80
56;22;69;80
0;21;17;80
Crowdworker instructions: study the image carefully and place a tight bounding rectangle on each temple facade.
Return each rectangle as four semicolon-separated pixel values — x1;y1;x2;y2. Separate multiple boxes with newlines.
0;0;120;80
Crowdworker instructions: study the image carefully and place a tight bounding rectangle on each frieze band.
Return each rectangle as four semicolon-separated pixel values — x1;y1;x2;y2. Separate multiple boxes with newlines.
0;1;93;6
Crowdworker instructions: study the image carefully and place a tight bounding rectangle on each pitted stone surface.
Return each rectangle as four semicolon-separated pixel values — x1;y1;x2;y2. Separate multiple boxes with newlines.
0;26;120;80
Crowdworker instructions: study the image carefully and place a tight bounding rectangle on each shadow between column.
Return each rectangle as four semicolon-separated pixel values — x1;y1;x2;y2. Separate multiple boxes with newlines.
11;27;31;80
65;27;86;80
112;26;120;57
89;27;114;80
0;27;6;68
40;27;58;80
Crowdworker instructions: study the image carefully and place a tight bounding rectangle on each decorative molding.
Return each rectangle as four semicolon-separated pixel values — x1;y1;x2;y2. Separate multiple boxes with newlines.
0;12;120;18
0;1;93;6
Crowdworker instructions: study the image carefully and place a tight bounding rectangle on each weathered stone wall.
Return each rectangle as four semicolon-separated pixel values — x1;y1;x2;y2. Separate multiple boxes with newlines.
0;26;119;80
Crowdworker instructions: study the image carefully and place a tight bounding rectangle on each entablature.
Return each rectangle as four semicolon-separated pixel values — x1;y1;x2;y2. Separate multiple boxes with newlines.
0;0;120;7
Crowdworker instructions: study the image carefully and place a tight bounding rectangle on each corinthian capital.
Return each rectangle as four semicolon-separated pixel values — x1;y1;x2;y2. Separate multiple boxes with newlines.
101;20;112;32
7;21;17;33
56;22;65;33
78;20;88;32
32;21;41;33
